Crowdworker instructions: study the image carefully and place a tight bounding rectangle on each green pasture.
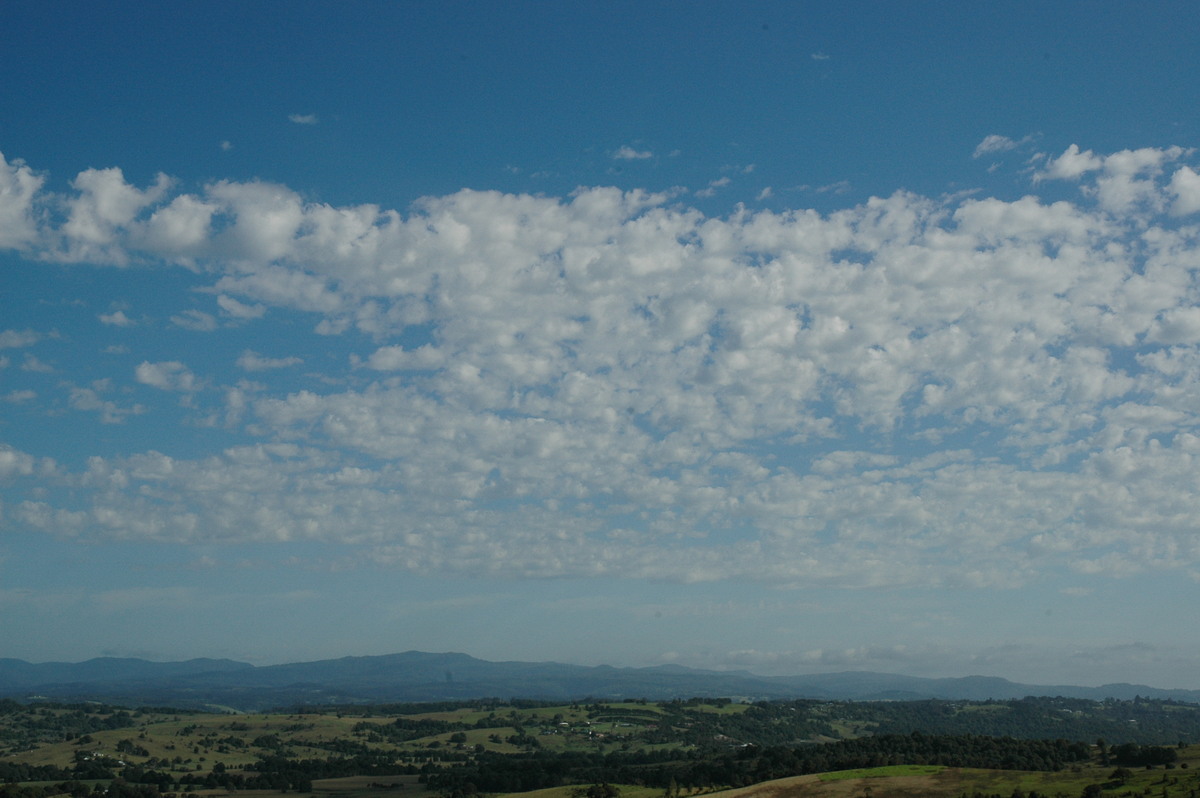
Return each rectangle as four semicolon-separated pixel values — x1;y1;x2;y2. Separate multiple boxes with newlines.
11;710;431;772
707;747;1200;798
7;703;1200;798
818;764;945;780
496;785;665;798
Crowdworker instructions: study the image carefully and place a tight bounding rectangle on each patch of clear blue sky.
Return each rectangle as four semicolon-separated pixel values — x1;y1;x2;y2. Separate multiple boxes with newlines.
4;1;1199;211
0;252;323;464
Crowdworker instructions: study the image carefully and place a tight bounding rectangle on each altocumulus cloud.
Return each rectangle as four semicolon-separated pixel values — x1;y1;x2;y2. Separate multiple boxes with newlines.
613;145;652;160
5;144;1200;587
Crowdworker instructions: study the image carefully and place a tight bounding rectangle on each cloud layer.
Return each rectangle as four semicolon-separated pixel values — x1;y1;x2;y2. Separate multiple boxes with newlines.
5;144;1200;589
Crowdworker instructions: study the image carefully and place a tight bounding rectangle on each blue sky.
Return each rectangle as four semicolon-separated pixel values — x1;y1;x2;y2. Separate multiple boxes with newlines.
4;1;1200;689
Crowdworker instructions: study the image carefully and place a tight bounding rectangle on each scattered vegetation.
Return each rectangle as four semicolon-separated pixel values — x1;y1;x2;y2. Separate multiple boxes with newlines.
0;696;1196;798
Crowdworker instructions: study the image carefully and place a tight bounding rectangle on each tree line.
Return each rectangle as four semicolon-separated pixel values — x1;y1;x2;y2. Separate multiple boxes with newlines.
424;732;1101;796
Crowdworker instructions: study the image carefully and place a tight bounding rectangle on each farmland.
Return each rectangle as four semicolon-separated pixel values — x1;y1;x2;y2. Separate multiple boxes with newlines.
2;697;1199;798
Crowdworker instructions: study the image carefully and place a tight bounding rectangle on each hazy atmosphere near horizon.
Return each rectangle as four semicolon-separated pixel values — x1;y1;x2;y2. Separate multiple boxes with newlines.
4;1;1200;689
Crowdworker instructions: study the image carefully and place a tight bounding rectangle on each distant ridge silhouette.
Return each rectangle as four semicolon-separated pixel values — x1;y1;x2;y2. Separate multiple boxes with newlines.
3;651;1197;711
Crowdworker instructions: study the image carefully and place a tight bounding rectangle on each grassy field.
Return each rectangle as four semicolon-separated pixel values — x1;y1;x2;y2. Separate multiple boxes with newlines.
379;741;1200;798
5;700;719;775
816;765;945;781
492;744;1200;798
694;747;1200;798
5;702;1200;798
12;710;410;770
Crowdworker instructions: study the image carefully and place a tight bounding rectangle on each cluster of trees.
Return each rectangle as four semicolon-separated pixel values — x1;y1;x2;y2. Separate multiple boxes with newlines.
0;762;73;783
710;697;1200;747
958;792;1056;798
354;717;472;744
732;733;1093;778
837;697;1200;745
0;779;160;798
425;732;1097;796
1107;742;1179;767
115;739;151;757
174;765;311;793
248;752;429;785
398;696;1200;752
638;701;836;747
0;701;142;752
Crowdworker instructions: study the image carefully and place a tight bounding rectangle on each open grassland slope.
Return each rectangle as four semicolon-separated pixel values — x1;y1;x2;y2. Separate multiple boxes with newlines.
698;746;1200;798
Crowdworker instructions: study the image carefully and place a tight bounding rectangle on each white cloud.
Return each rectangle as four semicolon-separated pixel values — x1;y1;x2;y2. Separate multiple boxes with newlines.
288;113;319;125
0;444;37;478
1035;145;1191;213
798;180;851;195
0;151;44;249
1169;165;1200;215
217;294;266;319
1148;306;1200;344
973;134;1027;158
9;145;1200;589
613;145;652;160
68;382;145;423
170;309;218;331
237;350;302;371
59;167;172;263
206;180;306;264
99;310;134;327
695;176;731;197
362;344;444;371
20;355;53;373
137;194;219;255
811;52;830;61
1036;144;1104;181
0;329;40;348
135;361;198;392
1093;146;1187;213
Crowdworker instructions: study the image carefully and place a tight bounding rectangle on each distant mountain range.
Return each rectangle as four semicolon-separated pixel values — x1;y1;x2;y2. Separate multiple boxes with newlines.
2;651;1198;711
